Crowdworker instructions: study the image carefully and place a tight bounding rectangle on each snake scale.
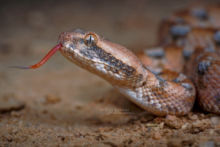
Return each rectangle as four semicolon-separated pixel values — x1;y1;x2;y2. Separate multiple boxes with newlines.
18;5;220;116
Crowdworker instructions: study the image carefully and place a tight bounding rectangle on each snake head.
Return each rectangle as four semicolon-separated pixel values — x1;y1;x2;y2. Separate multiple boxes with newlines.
59;29;145;87
14;29;145;87
58;29;102;68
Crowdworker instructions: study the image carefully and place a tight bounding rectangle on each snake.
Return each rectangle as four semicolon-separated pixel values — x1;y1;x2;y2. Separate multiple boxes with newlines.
16;6;220;116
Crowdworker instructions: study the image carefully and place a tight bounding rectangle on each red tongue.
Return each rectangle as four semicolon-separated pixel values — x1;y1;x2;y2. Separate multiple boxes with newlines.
12;44;62;69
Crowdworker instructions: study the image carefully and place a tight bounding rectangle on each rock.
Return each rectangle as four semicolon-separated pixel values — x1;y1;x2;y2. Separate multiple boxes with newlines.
191;119;211;133
152;132;161;140
192;119;211;128
167;139;182;147
188;113;198;120
43;94;61;105
209;129;214;135
0;94;25;113
181;123;191;130
165;115;182;129
210;116;220;127
199;141;215;147
159;122;164;129
146;123;158;127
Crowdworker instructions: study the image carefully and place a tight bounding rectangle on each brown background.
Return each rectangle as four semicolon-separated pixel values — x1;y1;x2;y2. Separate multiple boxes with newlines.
0;0;220;146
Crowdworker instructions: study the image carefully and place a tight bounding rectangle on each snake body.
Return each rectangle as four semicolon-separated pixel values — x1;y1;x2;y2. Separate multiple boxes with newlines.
25;6;220;116
138;6;220;115
58;29;196;116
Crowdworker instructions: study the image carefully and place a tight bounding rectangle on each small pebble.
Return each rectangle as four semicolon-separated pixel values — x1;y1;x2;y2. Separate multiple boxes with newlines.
199;141;215;147
43;94;61;105
165;115;182;129
209;129;214;135
181;123;191;130
159;122;164;129
146;123;158;127
167;139;182;147
153;132;161;140
188;114;198;120
10;111;22;117
210;116;220;126
192;119;210;127
192;119;211;132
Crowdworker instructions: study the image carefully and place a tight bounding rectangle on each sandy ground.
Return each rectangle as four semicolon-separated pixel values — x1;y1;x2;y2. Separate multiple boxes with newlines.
0;0;220;146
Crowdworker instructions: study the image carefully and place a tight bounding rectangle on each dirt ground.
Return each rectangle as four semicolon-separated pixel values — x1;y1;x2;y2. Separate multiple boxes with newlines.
0;0;220;146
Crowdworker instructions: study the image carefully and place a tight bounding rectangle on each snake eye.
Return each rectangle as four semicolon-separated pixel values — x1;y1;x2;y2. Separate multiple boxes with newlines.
84;33;98;46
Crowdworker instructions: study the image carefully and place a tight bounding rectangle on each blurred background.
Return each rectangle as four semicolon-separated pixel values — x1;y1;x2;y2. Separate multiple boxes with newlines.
0;0;220;146
1;0;219;100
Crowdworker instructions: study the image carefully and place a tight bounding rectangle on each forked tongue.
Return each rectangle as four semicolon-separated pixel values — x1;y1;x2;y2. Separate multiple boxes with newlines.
11;44;62;69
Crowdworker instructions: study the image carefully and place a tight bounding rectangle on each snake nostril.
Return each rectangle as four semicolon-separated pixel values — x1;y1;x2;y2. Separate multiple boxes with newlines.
62;41;76;51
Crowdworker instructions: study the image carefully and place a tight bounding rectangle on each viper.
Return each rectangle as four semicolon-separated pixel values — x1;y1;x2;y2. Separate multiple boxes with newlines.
15;6;220;116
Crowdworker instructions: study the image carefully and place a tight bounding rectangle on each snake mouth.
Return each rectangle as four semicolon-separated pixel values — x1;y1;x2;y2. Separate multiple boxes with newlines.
10;44;62;69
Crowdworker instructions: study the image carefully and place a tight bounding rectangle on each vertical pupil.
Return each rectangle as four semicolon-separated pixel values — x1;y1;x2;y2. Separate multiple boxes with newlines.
85;34;95;45
89;35;92;42
88;35;94;43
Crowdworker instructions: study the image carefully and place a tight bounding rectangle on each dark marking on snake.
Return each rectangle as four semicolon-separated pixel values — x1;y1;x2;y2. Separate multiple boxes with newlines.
145;48;165;58
197;60;211;75
182;49;193;60
80;50;95;59
204;47;215;53
181;83;193;91
86;45;136;76
174;17;186;24
214;31;220;45
191;8;209;20
170;25;190;39
167;105;174;112
156;75;167;86
137;74;143;83
79;39;85;44
214;93;220;104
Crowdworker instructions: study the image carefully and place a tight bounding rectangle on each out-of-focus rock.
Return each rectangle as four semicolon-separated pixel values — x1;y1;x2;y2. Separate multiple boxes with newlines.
152;132;161;140
210;116;220;127
165;115;182;129
199;141;215;147
0;94;25;113
42;94;61;105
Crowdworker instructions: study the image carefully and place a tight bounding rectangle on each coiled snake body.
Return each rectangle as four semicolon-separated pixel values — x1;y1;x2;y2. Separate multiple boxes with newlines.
20;6;220;116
